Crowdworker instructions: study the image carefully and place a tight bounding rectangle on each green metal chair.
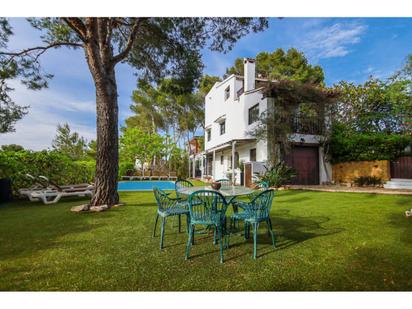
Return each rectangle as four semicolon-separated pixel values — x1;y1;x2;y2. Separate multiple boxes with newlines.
229;189;275;259
245;181;269;202
152;187;190;250
185;190;229;263
231;181;269;227
215;178;232;189
175;178;194;201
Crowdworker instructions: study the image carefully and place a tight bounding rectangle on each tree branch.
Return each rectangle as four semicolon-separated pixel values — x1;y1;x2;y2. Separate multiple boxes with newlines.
111;19;140;65
0;42;82;59
62;18;87;43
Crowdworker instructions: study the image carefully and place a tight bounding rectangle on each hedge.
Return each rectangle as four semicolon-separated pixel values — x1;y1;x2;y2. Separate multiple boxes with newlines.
0;150;95;195
329;125;412;164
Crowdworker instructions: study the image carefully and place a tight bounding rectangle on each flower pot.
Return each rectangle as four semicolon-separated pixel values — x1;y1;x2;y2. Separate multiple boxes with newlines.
211;182;221;190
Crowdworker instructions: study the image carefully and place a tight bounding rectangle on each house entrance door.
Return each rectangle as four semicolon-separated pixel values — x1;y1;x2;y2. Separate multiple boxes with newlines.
285;146;319;185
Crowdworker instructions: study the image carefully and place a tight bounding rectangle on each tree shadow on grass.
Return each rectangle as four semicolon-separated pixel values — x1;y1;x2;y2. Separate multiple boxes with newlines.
0;200;119;261
187;209;344;261
333;246;412;291
386;212;412;244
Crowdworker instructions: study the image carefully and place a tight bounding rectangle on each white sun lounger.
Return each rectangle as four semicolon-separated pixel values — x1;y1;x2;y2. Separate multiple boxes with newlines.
18;174;52;201
30;186;94;204
38;176;93;190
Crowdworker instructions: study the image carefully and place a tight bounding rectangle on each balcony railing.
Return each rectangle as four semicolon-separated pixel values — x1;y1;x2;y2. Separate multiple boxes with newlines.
291;116;323;135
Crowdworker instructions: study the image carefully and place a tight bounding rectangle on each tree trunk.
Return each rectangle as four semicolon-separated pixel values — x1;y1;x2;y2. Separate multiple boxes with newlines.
89;66;119;207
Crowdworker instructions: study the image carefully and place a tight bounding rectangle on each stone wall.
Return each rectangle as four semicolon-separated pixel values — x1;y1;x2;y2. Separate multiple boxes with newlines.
332;160;391;184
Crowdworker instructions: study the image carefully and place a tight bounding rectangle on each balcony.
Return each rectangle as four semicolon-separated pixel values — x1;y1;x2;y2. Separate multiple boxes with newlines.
291;115;323;135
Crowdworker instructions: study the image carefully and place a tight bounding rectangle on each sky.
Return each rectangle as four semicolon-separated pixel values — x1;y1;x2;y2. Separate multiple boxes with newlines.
1;17;412;150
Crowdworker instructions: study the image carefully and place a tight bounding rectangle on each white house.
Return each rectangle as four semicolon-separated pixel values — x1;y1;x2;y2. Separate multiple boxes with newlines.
190;58;332;186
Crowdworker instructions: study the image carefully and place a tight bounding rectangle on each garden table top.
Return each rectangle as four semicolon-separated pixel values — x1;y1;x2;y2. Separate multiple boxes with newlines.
178;185;255;198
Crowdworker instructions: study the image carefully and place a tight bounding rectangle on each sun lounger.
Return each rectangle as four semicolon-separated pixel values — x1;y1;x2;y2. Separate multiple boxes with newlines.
30;186;93;204
168;172;178;181
18;174;51;201
38;176;93;191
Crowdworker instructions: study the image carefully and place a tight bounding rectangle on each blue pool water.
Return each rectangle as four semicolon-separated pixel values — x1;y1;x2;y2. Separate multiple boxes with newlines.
118;181;175;191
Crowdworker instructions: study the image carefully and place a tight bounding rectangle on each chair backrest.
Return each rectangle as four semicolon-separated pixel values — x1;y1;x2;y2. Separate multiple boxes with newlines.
256;181;269;190
175;179;193;198
188;190;228;224
216;178;232;189
249;189;275;220
153;186;175;212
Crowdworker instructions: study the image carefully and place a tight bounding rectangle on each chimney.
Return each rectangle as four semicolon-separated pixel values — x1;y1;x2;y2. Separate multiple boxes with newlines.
244;58;256;92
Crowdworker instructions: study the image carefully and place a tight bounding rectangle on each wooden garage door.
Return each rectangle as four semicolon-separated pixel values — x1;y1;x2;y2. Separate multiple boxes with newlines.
285;146;319;185
391;156;412;179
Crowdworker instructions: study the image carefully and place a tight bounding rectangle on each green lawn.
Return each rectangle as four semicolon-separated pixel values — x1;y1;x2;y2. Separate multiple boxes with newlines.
0;189;411;291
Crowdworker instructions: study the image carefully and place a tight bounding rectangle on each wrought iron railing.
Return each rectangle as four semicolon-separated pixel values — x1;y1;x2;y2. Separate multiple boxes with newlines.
291;115;323;135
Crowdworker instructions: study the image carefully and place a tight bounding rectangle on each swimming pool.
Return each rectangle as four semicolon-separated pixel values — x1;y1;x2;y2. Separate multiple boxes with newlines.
117;181;175;191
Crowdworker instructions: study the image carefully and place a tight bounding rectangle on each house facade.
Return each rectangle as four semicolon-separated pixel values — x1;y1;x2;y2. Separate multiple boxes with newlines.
191;58;332;186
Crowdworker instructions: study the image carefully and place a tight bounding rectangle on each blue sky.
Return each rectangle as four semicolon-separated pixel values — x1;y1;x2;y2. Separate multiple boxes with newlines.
1;17;412;150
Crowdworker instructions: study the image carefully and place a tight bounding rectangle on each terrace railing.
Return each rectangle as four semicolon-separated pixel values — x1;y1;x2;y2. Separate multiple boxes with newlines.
291;115;323;135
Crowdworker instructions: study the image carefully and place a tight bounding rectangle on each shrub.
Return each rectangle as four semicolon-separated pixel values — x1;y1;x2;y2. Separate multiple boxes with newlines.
255;161;297;188
0;150;95;195
119;162;135;178
329;124;412;164
353;176;382;187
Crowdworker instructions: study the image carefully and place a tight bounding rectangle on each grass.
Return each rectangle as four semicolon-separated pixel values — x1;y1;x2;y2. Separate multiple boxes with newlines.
0;188;411;291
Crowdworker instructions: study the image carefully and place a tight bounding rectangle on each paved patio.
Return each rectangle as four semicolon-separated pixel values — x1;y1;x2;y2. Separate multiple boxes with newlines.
289;185;412;195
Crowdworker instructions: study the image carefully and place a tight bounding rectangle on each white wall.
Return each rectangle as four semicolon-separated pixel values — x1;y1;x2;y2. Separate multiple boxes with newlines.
203;66;329;185
204;77;268;152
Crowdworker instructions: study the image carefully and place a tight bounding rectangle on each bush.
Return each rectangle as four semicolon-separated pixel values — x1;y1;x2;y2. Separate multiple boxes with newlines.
353;176;382;187
329;124;412;164
0;150;95;195
255;161;297;188
119;162;135;178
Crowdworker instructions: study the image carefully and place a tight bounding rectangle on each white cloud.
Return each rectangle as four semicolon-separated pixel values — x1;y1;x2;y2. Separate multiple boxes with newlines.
0;80;96;150
301;22;367;60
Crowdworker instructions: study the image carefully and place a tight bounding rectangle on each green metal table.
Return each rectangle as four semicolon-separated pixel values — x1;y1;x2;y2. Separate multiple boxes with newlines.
178;185;255;238
178;185;255;202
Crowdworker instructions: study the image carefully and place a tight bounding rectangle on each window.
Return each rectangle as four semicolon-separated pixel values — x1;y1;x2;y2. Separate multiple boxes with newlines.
206;129;211;142
250;148;256;162
220;155;224;165
220;120;225;135
224;86;230;101
248;103;259;125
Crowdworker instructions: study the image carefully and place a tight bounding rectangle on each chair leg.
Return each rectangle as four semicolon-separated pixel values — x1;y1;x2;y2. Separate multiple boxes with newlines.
186;214;190;233
253;223;259;260
267;218;276;248
213;227;217;245
217;225;224;263
225;223;230;249
178;214;181;233
192;225;195;245
245;222;250;240
160;216;166;250
185;225;193;260
152;214;159;237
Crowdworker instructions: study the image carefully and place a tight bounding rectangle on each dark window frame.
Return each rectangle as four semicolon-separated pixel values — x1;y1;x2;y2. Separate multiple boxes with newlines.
220;120;226;135
206;129;211;142
224;86;230;101
250;148;257;162
248;103;259;125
